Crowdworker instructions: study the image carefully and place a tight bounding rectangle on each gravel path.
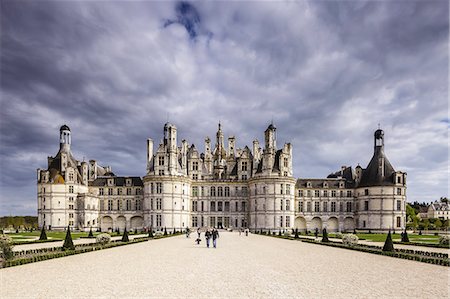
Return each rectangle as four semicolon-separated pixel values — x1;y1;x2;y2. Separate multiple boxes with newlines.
1;232;448;298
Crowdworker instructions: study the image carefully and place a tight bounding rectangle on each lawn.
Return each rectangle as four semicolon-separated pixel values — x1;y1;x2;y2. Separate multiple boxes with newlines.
7;231;130;241
328;233;441;244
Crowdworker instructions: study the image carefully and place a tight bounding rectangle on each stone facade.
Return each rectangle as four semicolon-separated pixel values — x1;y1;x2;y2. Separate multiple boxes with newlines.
37;123;406;232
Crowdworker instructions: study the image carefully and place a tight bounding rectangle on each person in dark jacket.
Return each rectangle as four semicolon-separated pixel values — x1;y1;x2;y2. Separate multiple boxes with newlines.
212;229;219;248
205;229;211;248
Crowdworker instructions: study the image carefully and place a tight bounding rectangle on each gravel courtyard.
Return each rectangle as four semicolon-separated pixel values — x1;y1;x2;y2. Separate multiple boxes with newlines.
1;232;448;298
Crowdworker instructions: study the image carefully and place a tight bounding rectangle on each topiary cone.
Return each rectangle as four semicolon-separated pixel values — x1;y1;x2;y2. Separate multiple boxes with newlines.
39;226;47;241
164;227;167;236
294;228;299;239
382;230;394;252
121;228;129;242
62;225;75;250
88;227;94;238
322;228;329;242
401;228;409;242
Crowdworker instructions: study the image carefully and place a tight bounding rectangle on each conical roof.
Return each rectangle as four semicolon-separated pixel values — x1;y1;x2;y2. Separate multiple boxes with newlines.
359;148;396;187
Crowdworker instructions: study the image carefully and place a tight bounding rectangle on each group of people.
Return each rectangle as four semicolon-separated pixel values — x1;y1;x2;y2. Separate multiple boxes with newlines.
195;227;220;248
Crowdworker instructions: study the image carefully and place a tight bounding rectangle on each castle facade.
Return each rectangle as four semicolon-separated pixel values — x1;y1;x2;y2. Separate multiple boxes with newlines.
37;123;407;232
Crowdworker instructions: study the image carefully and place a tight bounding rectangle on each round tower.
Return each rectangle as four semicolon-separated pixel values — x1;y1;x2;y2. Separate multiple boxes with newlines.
59;124;71;151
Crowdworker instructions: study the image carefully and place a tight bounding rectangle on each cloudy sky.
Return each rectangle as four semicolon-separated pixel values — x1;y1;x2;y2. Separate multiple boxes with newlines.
1;0;448;216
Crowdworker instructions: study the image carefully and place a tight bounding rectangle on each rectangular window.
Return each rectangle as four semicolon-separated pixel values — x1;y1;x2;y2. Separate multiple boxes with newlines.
280;216;284;227
193;174;198;180
192;161;199;171
241;161;248;171
340;191;344;197
307;190;311;197
280;199;284;211
150;198;154;210
210;217;215;227
127;188;131;195
242;201;246;212
211;201;216;212
225;201;230;212
156;214;162;227
315;190;320;197
69;186;74;193
136;188;141;195
117;200;122;210
108;188;113;195
285;216;290;227
347;190;352;197
346;202;352;212
396;216;401;228
364;189;369;196
210;187;216;197
307;202;311;212
323;201;328;212
201;201;204;212
299;201;303;212
286;184;291;195
281;184;284;195
156;198;162;210
339;202;343;212
192;216;198;227
396;200;401;211
136;199;142;210
192;201;198;212
242;187;248;196
225;187;230;197
159;170;164;176
156;183;163;194
108;200;113;211
192;186;199;197
158;156;164;166
218;201;223;212
397;188;402;196
126;199;131;211
323;190;328;197
99;188;104;196
286;200;290;211
331;190;337;197
284;157;288;168
364;201;369;211
314;201;320;212
298;190;303;197
117;188;122;195
218;187;223;197
331;202;336;212
235;201;238;211
201;186;205;196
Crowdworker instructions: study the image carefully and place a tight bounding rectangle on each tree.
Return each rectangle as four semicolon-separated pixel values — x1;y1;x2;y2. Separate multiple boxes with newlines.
88;227;94;238
321;228;329;242
39;226;47;241
434;219;442;230
121;228;129;242
382;230;394;252
423;219;430;230
401;228;409;243
62;226;75;250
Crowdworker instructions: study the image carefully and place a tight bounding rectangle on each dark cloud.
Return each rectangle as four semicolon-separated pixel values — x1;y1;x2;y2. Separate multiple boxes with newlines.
0;0;448;215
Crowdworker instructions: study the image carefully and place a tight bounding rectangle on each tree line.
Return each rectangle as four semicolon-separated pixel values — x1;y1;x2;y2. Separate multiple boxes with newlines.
0;216;38;229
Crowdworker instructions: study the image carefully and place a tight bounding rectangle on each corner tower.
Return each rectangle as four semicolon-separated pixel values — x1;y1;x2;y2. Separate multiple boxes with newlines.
59;124;71;152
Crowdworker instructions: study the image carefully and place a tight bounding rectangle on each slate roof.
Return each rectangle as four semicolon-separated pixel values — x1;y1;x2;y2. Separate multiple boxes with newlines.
358;148;396;187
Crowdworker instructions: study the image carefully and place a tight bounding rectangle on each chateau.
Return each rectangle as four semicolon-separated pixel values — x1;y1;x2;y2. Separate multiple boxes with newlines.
37;123;407;232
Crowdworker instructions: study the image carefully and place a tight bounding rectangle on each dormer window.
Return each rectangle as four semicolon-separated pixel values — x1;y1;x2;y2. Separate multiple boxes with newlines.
307;182;311;188
339;182;344;188
108;179;114;186
126;179;132;186
324;182;328;188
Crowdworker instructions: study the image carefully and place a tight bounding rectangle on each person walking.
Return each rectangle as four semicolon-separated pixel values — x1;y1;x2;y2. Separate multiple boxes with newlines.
197;227;201;239
205;229;211;248
212;229;219;248
245;228;249;236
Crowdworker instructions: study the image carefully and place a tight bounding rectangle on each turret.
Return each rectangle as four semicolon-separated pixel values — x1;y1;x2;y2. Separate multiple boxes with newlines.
59;124;71;152
147;138;153;172
264;123;276;151
81;161;88;185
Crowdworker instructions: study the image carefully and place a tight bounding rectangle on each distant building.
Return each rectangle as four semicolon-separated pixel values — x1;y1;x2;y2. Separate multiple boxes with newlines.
37;123;407;232
427;201;450;220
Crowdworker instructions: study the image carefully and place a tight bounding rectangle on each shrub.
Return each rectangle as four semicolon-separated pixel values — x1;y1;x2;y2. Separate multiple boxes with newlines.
62;226;75;250
39;226;47;241
322;228;329;242
336;232;343;239
439;235;449;246
121;229;129;242
96;233;111;245
382;231;394;252
0;234;14;261
148;229;154;238
401;229;409;243
342;234;358;246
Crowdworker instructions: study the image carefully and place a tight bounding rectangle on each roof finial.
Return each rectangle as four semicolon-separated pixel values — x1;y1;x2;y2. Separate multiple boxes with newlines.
218;120;221;130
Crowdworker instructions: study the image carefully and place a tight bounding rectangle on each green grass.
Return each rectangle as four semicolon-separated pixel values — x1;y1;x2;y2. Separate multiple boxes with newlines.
328;233;441;244
7;230;146;241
